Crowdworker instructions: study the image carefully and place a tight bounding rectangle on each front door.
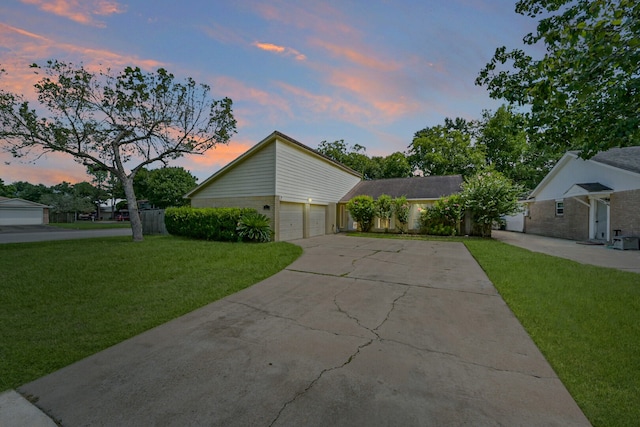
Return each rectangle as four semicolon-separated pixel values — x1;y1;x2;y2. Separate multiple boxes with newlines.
594;199;609;241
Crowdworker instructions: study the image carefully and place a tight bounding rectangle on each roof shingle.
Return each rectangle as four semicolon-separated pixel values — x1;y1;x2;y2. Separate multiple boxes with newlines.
340;175;463;202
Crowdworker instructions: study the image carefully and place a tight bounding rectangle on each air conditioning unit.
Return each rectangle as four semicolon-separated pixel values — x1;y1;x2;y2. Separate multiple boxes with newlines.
612;236;639;250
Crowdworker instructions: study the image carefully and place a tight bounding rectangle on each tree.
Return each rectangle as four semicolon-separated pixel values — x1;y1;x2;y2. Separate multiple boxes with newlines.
461;170;522;237
408;121;484;178
380;152;412;178
11;181;51;202
476;0;640;157
0;61;236;241
374;194;393;230
146;167;197;208
392;196;410;233
317;140;374;178
476;105;556;190
0;178;16;197
346;195;375;232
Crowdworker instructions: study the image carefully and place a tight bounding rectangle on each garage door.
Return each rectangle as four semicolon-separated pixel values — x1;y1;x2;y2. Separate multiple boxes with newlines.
0;208;43;225
279;202;303;241
309;205;326;237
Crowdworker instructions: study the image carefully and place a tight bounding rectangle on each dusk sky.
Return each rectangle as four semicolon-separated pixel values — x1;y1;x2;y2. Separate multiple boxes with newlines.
0;0;537;186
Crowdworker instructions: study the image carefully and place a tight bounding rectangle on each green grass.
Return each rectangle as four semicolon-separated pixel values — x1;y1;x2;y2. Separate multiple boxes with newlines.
0;236;302;391
352;232;640;426
464;239;640;427
50;221;131;230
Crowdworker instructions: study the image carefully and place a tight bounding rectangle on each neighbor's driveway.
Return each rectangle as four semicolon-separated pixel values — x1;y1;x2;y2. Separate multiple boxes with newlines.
18;235;589;426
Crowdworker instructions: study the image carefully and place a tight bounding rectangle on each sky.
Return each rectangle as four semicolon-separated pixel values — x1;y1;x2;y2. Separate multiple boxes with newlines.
0;0;537;186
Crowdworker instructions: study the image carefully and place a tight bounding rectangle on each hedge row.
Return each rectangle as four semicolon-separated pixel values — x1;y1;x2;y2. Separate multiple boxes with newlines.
165;207;258;241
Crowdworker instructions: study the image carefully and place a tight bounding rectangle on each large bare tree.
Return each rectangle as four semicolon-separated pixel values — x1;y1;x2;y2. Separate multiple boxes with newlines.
0;61;236;241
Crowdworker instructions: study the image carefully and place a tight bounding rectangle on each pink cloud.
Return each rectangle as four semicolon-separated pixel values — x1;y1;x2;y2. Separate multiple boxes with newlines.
311;39;399;72
252;41;306;61
20;0;126;27
0;23;164;100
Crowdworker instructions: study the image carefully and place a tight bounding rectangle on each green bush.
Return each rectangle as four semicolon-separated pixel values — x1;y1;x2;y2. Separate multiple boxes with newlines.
237;212;273;242
375;194;393;230
419;195;463;236
346;195;376;232
165;207;257;241
392;196;410;233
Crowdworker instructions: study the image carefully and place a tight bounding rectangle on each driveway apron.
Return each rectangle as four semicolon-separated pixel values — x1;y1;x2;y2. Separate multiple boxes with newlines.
19;235;590;426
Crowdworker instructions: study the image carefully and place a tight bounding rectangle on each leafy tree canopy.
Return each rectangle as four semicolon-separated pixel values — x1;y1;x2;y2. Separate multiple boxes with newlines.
0;61;236;241
408;119;485;178
145;167;197;209
476;0;640;157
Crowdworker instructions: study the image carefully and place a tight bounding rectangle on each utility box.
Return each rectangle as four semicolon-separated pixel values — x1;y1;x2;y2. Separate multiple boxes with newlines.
612;236;639;250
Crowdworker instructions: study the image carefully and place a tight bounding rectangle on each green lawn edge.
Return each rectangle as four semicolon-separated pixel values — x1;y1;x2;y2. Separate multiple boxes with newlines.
0;235;302;391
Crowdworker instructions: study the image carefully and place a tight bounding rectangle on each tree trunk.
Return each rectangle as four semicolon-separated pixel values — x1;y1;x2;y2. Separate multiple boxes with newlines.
122;177;144;242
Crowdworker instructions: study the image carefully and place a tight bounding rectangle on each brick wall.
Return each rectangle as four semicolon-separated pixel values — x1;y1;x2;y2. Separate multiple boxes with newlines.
611;189;640;237
525;197;589;240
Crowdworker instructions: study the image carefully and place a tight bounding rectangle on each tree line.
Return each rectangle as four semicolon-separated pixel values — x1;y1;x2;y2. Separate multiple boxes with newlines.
0;166;197;219
317;105;557;191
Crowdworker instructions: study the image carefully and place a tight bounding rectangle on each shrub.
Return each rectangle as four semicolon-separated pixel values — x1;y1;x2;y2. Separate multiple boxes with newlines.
392;196;410;233
165;207;256;241
237;212;273;242
419;194;463;236
461;170;522;237
346;195;375;232
375;194;393;230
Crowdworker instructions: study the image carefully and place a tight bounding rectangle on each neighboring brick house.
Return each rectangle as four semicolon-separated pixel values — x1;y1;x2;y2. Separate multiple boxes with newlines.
524;147;640;242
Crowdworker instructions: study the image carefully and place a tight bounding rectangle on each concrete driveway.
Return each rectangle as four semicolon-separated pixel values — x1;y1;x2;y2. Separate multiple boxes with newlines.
13;235;589;426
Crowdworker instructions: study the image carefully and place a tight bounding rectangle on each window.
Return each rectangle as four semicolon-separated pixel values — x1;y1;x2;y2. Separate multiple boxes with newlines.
555;200;564;216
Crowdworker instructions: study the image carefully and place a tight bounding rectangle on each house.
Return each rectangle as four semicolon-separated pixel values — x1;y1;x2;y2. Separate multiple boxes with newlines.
338;175;464;232
186;131;362;241
524;147;640;242
0;197;50;225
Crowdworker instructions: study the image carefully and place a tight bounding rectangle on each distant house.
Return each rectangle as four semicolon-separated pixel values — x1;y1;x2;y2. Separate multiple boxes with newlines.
186;131;362;241
0;197;50;225
524;147;640;242
338;175;464;232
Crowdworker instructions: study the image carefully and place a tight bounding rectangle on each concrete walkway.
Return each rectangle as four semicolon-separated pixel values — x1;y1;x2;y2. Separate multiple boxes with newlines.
5;235;589;426
492;230;640;274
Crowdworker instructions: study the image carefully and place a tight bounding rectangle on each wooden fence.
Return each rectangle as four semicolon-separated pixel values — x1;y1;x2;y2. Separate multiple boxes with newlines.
140;209;168;235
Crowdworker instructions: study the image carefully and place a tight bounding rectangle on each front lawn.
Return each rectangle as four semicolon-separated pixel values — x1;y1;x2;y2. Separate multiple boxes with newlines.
464;239;640;427
0;236;302;391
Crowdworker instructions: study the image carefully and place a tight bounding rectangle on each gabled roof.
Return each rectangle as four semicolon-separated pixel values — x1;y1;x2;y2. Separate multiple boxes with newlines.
340;175;463;202
590;146;640;174
529;146;640;199
0;197;50;208
185;130;360;198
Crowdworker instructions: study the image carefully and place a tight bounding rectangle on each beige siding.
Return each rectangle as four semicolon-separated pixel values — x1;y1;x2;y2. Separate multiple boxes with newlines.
193;143;276;199
275;139;361;203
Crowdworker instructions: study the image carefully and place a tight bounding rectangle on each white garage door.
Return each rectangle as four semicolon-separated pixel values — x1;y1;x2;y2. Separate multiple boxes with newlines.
279;202;303;241
0;208;43;225
309;205;326;237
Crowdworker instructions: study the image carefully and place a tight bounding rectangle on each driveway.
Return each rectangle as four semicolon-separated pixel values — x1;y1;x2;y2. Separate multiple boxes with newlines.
492;230;640;273
11;235;589;426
